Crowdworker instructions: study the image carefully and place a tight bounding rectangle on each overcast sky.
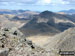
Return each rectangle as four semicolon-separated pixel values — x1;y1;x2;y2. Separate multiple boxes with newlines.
0;0;75;12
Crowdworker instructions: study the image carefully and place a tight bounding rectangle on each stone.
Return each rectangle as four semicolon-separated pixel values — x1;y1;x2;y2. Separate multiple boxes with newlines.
0;49;9;56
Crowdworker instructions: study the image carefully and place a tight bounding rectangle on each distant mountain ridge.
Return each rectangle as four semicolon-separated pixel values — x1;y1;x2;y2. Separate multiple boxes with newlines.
0;9;39;21
0;9;25;14
10;11;39;21
0;9;39;15
60;9;75;14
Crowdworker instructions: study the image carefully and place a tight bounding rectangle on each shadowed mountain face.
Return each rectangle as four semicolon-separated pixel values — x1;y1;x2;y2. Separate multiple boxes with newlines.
20;11;75;37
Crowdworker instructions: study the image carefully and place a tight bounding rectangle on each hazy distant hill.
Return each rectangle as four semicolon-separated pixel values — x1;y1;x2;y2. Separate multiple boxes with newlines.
0;9;39;15
60;9;75;14
11;11;39;21
20;11;75;36
0;14;25;28
0;9;39;27
0;9;27;14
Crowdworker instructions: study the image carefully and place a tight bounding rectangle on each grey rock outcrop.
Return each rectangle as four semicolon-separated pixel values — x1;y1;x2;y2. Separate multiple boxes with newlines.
0;49;9;56
0;27;51;56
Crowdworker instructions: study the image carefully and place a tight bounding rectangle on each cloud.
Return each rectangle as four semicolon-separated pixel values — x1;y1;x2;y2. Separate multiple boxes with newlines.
0;0;37;4
0;0;74;6
0;0;37;6
36;0;51;5
62;0;75;5
0;2;9;6
0;0;75;11
0;0;33;2
63;0;75;2
0;0;52;6
51;0;70;5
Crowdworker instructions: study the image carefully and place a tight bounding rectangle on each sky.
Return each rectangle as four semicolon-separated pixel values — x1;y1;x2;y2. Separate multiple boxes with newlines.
0;0;75;12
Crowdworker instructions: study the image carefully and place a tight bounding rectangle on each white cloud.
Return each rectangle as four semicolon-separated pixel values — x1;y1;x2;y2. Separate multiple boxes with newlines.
51;0;70;5
62;0;75;5
0;2;9;5
61;0;70;4
36;0;51;5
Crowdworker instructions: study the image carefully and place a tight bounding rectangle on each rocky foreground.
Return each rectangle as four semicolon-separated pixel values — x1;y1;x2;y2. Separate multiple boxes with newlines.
0;27;52;56
0;27;75;56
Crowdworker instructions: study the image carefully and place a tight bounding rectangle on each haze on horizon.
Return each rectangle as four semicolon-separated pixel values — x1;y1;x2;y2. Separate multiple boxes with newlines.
0;0;75;12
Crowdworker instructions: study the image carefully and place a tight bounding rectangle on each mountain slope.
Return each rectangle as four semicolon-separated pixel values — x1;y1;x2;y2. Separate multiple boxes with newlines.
20;11;75;36
45;27;75;51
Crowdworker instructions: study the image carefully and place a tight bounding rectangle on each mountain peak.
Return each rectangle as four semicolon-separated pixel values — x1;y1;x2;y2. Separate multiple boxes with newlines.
40;10;53;15
39;10;54;17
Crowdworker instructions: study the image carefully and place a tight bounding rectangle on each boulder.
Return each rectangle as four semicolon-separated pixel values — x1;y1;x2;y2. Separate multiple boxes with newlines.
0;49;9;56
